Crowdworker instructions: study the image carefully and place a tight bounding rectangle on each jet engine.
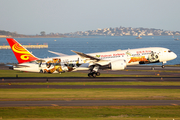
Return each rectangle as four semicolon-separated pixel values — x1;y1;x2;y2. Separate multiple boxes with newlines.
110;60;126;70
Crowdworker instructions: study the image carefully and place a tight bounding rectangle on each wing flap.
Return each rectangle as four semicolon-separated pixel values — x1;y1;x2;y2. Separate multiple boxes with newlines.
71;50;101;61
71;50;108;63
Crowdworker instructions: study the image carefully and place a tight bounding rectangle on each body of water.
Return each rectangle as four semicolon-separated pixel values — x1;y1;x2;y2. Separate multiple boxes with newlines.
0;36;179;65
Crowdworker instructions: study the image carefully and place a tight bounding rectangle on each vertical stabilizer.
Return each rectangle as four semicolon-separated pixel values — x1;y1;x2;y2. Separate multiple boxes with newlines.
6;38;39;64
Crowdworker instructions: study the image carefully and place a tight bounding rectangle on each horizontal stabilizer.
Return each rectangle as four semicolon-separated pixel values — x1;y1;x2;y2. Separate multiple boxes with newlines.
14;64;30;68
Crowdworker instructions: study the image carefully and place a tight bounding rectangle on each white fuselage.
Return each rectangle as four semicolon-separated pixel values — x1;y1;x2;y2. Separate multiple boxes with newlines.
14;47;177;73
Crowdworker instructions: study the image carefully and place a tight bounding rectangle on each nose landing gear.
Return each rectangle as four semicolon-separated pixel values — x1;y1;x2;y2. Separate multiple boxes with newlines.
162;65;165;68
162;62;166;68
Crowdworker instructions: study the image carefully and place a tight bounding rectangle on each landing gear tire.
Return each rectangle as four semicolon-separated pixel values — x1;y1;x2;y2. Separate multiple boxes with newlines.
88;73;93;78
88;72;99;78
162;65;165;68
39;69;43;73
96;72;100;76
92;73;96;78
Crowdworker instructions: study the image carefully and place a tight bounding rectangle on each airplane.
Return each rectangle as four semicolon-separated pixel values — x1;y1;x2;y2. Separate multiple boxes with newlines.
6;38;177;77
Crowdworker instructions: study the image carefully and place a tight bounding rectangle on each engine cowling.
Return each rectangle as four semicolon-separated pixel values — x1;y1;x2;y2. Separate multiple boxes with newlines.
110;60;126;70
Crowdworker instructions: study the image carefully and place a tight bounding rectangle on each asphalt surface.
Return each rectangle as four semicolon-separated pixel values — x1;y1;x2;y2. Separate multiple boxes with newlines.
127;65;180;71
1;77;180;83
0;100;180;107
1;64;180;107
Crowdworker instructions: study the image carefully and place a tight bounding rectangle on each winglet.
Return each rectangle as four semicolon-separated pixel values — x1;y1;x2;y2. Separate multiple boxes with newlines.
6;38;39;64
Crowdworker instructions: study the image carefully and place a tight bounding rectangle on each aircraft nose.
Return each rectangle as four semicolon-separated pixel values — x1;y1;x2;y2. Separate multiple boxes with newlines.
172;52;177;59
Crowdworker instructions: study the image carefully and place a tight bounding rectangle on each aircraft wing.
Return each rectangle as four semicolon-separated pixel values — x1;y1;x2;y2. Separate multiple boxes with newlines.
71;50;108;63
48;50;68;57
71;50;101;61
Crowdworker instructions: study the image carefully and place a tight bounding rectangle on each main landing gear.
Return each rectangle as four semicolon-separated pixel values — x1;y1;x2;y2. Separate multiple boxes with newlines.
88;65;100;78
88;72;100;78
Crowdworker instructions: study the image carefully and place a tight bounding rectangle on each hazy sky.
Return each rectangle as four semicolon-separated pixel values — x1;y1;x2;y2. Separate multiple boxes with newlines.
0;0;180;35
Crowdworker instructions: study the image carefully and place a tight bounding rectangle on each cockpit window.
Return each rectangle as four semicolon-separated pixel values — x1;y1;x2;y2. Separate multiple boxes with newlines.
168;50;172;52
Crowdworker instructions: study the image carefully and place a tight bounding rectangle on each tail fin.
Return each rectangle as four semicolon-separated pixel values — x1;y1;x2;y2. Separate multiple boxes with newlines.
6;38;39;64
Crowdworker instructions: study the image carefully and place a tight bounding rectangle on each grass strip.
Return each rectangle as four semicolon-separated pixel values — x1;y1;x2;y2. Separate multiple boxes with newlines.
0;106;180;119
1;82;180;86
2;118;180;120
1;88;180;101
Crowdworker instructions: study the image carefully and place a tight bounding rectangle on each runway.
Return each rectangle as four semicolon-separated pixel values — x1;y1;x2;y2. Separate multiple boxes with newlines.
127;65;180;71
1;77;180;83
0;100;180;107
1;65;180;107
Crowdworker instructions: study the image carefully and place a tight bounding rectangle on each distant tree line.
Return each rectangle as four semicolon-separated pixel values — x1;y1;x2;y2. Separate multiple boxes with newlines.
0;30;67;38
0;30;27;37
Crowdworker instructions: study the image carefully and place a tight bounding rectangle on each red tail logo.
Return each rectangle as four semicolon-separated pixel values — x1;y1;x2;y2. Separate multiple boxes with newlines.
6;38;39;64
